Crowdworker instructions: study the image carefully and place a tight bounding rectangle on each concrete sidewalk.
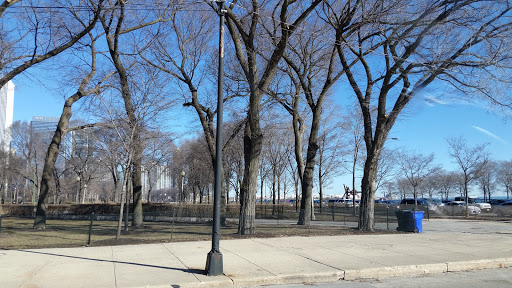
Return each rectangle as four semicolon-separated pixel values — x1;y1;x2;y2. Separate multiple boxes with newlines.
1;220;511;288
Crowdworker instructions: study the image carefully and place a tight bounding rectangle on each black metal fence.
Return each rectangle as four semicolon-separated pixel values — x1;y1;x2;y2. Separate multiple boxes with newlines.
1;203;508;249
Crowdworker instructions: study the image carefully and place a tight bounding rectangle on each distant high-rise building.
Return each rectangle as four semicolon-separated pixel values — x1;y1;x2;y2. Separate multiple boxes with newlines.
30;116;59;133
0;81;14;152
69;129;94;158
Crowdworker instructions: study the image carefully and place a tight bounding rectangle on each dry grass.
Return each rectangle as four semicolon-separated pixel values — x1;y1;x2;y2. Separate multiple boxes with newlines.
0;217;389;250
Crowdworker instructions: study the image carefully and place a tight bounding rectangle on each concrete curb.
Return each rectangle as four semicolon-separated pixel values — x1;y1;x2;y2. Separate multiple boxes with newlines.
343;263;448;281
232;271;344;288
136;258;512;288
447;258;512;272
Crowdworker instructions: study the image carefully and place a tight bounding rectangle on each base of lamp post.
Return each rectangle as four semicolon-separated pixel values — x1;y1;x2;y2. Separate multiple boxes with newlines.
205;250;223;276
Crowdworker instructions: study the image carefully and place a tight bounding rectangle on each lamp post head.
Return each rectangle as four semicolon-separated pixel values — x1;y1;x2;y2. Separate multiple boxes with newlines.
181;170;185;177
76;176;80;182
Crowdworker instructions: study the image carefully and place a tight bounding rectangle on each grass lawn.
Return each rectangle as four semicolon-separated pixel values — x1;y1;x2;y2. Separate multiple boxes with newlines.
0;217;383;250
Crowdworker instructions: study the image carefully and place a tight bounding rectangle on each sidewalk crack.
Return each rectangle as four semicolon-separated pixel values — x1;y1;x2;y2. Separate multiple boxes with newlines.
111;246;118;288
296;254;345;271
21;255;52;288
161;244;201;282
222;247;276;276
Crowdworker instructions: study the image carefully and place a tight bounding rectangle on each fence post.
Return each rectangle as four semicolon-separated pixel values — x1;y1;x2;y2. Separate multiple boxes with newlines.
386;206;389;230
87;212;94;245
0;214;3;233
331;205;335;222
171;208;176;240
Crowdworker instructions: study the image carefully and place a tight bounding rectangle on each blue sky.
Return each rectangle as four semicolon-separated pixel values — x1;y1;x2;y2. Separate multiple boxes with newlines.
331;86;512;198
11;74;512;198
389;93;512;171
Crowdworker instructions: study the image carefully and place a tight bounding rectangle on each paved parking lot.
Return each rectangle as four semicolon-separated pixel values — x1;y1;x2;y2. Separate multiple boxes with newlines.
252;217;512;235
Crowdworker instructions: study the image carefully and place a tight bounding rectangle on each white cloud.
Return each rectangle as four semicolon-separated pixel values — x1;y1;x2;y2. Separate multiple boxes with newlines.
472;126;507;144
424;95;448;106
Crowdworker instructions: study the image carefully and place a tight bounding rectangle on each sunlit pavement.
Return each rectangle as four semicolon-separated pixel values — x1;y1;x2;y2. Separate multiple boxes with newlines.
1;219;511;288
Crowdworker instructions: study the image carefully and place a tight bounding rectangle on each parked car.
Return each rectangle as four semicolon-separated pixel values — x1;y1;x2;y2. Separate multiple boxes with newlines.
454;196;492;212
328;199;358;207
313;199;328;207
493;200;512;216
472;199;492;213
442;201;481;215
399;198;441;213
489;199;507;205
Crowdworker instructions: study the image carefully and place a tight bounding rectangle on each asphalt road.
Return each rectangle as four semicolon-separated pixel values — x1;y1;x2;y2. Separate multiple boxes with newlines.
246;218;512;288
249;267;512;288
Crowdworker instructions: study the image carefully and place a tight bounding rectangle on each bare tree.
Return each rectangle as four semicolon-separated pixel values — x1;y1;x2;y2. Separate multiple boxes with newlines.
94;126;124;203
224;123;245;204
33;30;114;228
139;4;249;225
317;107;344;214
375;148;398;196
477;160;497;202
262;121;292;214
98;0;174;227
340;105;364;215
497;160;512;200
395;177;413;199
275;14;345;225
397;151;438;210
437;170;458;201
326;0;512;231
9;121;48;203
182;137;214;204
221;0;322;234
0;0;104;87
419;173;439;200
447;137;489;217
142;131;174;203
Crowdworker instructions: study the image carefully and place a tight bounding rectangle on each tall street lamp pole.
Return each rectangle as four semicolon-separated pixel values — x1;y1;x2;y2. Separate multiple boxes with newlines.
206;0;225;276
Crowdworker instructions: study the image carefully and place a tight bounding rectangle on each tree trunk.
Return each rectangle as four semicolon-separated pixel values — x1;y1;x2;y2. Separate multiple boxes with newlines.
272;170;276;215
146;170;152;203
260;173;264;205
111;167;119;203
277;175;281;205
34;94;80;229
464;175;469;218
225;171;230;204
238;121;262;235
131;139;143;227
358;155;378;232
53;167;61;204
101;5;144;228
298;107;321;225
318;169;323;214
298;162;314;225
352;160;357;216
116;173;128;239
413;185;417;211
294;172;299;212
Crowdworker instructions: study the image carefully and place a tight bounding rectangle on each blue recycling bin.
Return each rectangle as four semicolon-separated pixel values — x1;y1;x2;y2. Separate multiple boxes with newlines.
395;210;424;233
